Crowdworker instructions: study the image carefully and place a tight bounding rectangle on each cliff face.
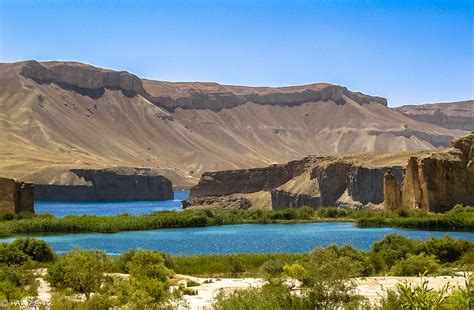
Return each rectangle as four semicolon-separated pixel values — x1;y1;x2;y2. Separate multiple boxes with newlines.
34;168;174;201
384;133;474;212
395;100;474;131
0;177;34;213
21;61;145;98
185;153;411;210
0;60;462;188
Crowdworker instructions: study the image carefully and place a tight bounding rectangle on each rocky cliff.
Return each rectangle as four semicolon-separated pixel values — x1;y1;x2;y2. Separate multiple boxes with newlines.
185;153;410;210
395;100;474;131
21;61;145;98
34;168;174;201
21;61;388;112
384;133;474;212
0;60;462;188
0;177;34;213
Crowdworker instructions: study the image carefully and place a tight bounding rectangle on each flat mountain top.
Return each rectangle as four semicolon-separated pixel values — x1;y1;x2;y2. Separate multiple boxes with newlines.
395;100;474;131
0;60;464;186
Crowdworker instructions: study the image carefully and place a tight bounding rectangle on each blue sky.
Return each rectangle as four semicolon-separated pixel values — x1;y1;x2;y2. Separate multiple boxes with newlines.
0;0;472;106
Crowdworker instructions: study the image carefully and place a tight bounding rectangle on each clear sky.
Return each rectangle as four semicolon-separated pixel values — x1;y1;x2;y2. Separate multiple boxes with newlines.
0;0;472;106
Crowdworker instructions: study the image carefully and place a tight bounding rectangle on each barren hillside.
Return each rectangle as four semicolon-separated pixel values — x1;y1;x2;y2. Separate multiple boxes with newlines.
0;60;462;187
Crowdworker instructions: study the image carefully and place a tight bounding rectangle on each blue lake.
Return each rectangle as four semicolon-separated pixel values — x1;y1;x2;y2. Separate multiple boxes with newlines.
2;222;472;256
34;191;189;217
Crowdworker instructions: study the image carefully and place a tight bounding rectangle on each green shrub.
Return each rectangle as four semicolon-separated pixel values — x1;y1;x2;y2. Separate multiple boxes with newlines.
214;283;307;309
0;243;29;266
126;250;173;280
229;256;245;277
186;279;200;287
259;259;285;278
47;249;107;300
11;238;55;262
390;253;440;276
372;234;418;268
419;236;473;263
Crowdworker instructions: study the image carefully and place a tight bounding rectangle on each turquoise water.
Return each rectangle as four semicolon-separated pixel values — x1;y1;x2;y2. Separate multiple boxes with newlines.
2;222;472;255
34;191;189;217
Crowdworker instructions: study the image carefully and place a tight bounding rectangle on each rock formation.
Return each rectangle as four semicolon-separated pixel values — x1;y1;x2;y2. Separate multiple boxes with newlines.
0;60;462;188
395;100;474;131
384;133;474;212
21;61;145;98
0;177;34;213
185;153;410;210
34;168;174;201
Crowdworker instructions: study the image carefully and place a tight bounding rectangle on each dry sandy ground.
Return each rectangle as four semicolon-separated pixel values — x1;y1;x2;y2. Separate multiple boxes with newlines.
28;271;468;309
175;274;468;310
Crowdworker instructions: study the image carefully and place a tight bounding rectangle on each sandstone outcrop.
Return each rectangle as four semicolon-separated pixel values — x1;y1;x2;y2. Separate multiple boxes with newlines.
34;168;173;201
384;133;474;212
0;177;34;213
185;153;411;210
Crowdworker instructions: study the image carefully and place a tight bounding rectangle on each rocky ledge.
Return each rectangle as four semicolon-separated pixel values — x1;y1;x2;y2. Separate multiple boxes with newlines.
184;153;410;210
0;177;34;213
20;61;387;112
35;167;173;201
384;132;474;212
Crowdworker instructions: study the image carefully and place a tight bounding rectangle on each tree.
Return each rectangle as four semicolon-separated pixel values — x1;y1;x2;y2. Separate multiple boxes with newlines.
229;257;245;277
48;249;107;299
126;249;173;280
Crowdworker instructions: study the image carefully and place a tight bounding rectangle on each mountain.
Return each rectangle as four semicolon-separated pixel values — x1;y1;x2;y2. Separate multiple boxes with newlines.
0;60;461;187
395;100;474;131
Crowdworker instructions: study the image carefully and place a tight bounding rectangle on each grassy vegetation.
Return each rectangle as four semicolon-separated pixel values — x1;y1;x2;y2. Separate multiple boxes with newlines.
356;204;474;230
1;235;473;308
173;253;305;276
0;205;472;237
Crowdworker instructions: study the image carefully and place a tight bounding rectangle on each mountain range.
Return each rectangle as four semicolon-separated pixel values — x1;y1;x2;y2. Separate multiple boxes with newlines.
0;60;471;187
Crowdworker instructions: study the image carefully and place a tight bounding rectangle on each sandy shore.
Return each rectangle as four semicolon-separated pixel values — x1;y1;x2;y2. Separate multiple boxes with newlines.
175;274;468;310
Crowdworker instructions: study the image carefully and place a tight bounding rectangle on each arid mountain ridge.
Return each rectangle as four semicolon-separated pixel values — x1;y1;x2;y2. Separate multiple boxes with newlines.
0;60;470;188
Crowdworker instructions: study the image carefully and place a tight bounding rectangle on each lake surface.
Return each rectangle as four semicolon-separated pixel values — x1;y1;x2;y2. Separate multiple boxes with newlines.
3;222;472;255
34;191;189;217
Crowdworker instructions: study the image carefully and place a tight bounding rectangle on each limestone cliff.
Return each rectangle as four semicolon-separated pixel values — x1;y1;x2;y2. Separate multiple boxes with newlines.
34;168;173;201
185;153;410;210
384;133;474;212
0;177;34;213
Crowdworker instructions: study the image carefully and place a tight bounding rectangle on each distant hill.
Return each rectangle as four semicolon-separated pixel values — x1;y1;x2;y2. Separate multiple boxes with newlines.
0;60;462;187
395;100;474;131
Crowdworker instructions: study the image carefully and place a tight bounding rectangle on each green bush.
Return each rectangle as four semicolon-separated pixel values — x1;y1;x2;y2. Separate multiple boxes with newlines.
0;243;29;266
47;249;107;300
126;249;174;280
419;236;473;263
259;259;285;278
372;234;418;268
11;238;55;263
390;253;440;276
0;265;36;301
214;283;307;310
